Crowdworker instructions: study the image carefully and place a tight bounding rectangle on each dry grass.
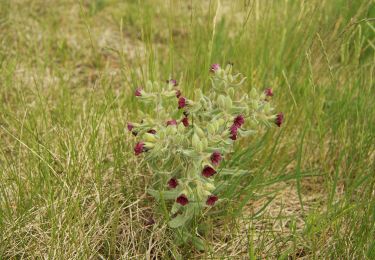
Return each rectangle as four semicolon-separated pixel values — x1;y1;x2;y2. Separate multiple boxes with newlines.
1;0;374;259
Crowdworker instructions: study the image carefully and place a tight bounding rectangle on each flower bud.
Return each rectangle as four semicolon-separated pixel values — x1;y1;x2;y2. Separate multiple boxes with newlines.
127;123;134;131
210;63;220;73
181;117;189;127
264;88;273;97
167;79;178;87
206;195;218;206
134;142;145;156
135;88;143;97
168;178;178;189
233;115;245;127
178;97;186;109
166;119;177;126
176;194;189;206
275;112;284;127
210;151;222;166
229;124;238;140
202;166;217;178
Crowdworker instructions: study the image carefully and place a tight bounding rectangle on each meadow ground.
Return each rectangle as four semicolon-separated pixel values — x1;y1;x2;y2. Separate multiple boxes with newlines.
0;0;374;259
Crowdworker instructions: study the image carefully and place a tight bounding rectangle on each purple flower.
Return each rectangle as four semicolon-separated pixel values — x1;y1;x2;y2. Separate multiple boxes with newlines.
134;142;145;156
210;151;222;166
127;123;134;131
167;79;178;87
210;63;220;72
181;117;189;127
229;124;238;140
275;112;284;127
233;115;245;127
147;129;157;134
135;88;142;97
166;119;177;126
168;178;178;189
202;166;217;178
206;195;218;206
178;97;186;109
265;88;273;97
176;194;189;206
175;89;181;98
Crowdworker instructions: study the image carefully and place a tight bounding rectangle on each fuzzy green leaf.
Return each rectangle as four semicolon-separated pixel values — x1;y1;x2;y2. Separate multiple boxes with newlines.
168;214;190;228
147;189;179;200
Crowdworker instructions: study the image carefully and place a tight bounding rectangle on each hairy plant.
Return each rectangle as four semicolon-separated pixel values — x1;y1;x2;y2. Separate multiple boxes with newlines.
128;64;283;249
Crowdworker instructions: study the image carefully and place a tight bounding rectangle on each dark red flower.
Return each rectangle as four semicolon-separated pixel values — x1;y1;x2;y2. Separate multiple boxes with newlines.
178;97;186;109
166;119;177;126
127;123;134;131
210;151;222;166
233;115;245;127
229;124;238;140
135;88;142;97
134;142;145;156
181;117;189;127
167;79;178;87
168;178;178;189
275;112;284;127
264;88;273;97
210;63;220;72
202;166;217;178
176;194;189;206
147;129;157;134
206;195;218;206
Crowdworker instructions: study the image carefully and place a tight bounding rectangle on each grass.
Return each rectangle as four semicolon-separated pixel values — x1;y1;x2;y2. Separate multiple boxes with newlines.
0;0;374;258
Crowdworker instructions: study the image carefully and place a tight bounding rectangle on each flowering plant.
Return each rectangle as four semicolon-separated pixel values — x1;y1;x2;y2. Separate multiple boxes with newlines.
128;64;283;249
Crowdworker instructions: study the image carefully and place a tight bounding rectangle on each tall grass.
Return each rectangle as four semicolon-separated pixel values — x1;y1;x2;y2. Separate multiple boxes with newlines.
0;0;374;258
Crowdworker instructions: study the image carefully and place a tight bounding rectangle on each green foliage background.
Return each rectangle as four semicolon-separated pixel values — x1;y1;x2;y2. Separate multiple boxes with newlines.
0;0;374;258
